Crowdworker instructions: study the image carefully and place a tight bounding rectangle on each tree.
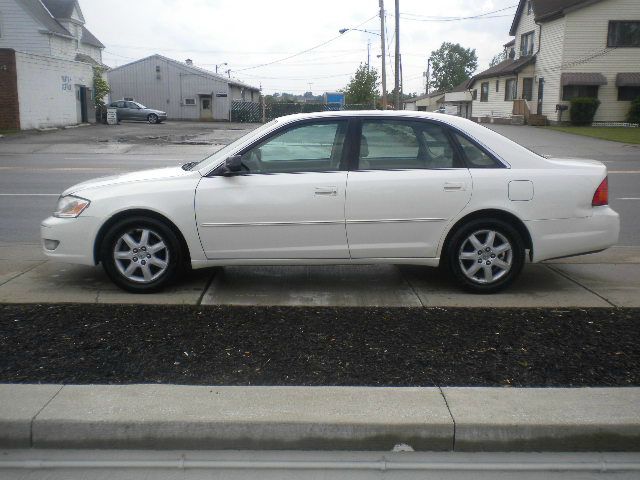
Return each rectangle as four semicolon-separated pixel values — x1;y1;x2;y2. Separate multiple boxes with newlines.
429;42;478;92
343;63;379;106
489;51;507;68
92;66;110;108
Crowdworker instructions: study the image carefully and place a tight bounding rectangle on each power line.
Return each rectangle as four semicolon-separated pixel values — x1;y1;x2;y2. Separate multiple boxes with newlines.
398;14;513;22
398;5;517;20
234;14;378;72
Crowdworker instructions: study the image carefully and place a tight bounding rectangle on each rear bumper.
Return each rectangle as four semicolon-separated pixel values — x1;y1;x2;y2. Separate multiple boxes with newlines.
41;216;101;266
527;207;620;262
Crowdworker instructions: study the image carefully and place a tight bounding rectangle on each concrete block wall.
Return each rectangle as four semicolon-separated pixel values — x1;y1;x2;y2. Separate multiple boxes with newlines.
0;49;20;130
15;51;94;129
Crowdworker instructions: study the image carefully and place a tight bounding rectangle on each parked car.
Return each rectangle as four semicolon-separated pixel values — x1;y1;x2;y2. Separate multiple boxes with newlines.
109;100;167;124
434;106;446;114
41;111;619;293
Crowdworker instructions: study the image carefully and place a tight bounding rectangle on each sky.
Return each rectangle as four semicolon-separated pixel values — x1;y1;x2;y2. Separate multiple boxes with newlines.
80;0;519;96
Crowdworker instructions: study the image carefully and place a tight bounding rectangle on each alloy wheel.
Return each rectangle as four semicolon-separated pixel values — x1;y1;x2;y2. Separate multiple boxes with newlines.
458;229;513;284
113;228;169;283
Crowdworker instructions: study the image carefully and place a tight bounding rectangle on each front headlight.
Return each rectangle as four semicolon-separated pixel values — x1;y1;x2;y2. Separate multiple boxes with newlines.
53;195;90;218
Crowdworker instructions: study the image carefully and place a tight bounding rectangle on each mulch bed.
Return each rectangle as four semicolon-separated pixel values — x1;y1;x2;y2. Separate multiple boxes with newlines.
1;304;638;387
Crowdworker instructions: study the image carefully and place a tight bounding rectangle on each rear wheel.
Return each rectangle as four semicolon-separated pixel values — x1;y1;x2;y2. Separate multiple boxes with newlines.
446;218;525;293
100;216;182;293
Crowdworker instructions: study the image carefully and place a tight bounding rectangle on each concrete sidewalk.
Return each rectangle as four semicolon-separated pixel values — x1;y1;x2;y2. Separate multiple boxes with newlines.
1;384;639;452
1;244;639;307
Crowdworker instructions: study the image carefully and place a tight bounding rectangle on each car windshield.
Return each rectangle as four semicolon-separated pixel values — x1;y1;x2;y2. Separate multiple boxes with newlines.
132;102;147;109
184;120;279;171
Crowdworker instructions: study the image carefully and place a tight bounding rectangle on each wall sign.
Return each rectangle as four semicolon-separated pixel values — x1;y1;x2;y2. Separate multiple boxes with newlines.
61;75;73;91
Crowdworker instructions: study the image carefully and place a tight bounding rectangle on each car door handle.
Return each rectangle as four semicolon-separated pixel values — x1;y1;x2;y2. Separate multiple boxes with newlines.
443;182;466;191
315;186;338;196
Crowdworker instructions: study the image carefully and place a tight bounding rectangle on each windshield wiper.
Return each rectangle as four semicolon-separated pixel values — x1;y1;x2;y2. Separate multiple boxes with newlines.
181;161;200;171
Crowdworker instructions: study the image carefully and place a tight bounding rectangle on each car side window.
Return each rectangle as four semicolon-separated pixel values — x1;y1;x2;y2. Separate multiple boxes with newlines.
239;121;347;174
115;101;126;108
359;120;458;170
453;133;502;168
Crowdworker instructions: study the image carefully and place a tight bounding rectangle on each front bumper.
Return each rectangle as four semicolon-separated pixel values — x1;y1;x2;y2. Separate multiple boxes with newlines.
527;207;620;262
41;216;102;266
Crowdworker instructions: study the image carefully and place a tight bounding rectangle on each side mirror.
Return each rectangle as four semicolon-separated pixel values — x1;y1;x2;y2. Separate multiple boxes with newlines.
222;155;243;175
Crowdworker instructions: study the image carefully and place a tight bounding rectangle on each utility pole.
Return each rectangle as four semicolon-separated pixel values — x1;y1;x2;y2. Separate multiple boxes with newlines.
394;0;401;109
425;57;430;94
379;0;387;109
367;39;371;72
225;69;231;78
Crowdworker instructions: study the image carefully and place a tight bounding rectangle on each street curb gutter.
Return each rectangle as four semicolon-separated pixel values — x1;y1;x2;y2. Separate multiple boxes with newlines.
1;385;639;452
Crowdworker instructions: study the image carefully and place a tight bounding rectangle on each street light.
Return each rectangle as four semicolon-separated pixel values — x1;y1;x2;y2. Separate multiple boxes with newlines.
215;62;228;74
339;24;387;109
339;28;381;36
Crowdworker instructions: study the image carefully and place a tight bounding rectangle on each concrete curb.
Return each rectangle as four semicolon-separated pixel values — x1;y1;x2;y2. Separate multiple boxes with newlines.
1;385;639;452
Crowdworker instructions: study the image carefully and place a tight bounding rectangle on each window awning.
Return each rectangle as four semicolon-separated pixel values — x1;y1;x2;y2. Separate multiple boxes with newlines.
616;73;640;87
561;73;607;86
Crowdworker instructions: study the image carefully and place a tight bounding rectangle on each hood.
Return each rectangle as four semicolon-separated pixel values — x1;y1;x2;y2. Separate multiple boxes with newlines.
146;108;166;114
62;166;199;196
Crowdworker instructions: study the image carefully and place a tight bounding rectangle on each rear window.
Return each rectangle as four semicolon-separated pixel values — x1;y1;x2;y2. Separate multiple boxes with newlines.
453;133;502;168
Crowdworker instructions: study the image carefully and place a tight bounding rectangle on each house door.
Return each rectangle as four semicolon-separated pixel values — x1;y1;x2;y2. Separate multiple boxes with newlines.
537;78;544;115
200;95;213;120
79;87;89;123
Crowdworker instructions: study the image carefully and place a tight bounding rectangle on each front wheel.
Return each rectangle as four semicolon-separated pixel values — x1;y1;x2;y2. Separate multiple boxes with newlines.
446;218;525;293
147;114;158;124
100;216;182;293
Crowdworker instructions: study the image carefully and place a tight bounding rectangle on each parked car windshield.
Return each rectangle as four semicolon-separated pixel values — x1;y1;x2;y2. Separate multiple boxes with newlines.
131;102;147;109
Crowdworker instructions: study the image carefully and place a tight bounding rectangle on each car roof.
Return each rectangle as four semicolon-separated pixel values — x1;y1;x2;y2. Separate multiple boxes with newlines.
274;109;475;129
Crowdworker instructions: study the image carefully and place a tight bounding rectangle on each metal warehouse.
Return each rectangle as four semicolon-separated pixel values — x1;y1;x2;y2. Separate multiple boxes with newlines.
107;54;261;121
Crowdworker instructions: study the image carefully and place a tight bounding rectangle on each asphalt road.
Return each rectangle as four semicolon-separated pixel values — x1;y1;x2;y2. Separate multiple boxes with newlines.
0;123;638;245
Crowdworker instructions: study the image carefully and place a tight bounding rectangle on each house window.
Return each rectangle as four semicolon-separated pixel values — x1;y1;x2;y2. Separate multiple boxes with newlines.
562;85;599;100
184;98;196;105
496;80;500;92
522;77;533;101
472;89;478;100
504;78;517;100
520;31;535;56
608;21;640;47
480;82;489;102
618;86;640;101
526;1;532;15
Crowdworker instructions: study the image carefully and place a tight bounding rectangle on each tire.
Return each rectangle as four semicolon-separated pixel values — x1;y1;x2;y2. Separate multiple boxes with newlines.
100;216;182;293
147;114;158;124
445;218;525;294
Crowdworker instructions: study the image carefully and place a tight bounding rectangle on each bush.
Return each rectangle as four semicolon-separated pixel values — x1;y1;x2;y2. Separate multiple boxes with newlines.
626;96;640;124
569;97;600;125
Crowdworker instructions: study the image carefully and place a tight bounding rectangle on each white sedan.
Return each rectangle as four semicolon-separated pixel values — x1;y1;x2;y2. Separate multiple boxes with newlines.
41;111;619;293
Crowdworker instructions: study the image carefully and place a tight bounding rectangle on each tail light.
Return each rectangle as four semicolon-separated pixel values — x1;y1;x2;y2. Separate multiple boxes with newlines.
592;177;609;206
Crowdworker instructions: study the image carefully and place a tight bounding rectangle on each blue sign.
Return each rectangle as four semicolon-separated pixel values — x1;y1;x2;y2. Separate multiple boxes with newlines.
324;92;345;106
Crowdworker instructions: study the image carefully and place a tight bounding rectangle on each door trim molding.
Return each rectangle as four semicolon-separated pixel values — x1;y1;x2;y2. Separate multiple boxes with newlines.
200;218;446;228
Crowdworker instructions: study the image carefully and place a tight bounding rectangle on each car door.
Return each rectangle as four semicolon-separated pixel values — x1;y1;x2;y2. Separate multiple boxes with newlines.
345;118;472;258
111;101;127;120
126;102;143;120
195;119;350;259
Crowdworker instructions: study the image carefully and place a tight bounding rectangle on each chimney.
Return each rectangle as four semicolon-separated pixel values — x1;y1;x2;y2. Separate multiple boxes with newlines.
185;59;193;66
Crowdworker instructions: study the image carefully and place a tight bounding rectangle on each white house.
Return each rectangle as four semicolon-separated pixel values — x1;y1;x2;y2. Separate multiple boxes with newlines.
468;0;640;124
403;91;445;111
0;0;105;130
107;55;261;121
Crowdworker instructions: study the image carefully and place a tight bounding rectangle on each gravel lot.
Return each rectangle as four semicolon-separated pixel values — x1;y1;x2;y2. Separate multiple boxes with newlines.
1;304;638;387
